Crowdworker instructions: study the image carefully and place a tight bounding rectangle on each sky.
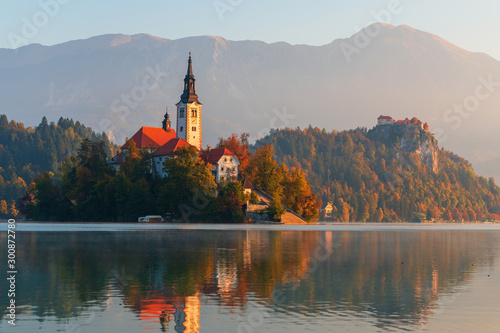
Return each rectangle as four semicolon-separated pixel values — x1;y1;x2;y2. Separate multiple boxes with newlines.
1;0;500;60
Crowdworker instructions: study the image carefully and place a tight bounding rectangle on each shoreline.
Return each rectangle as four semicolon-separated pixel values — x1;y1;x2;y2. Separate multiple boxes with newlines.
2;219;499;224
1;222;500;232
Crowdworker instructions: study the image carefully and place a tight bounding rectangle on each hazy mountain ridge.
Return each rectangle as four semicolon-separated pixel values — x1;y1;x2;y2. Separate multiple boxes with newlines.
1;23;499;179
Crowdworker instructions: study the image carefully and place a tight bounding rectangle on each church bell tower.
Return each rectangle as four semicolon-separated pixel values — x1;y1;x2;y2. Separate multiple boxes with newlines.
176;53;202;149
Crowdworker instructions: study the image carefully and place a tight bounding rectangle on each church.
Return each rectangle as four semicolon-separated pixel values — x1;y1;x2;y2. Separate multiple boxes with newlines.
108;54;240;183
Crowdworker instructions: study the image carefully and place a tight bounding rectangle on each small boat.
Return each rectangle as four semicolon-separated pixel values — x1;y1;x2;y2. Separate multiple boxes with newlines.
138;215;165;223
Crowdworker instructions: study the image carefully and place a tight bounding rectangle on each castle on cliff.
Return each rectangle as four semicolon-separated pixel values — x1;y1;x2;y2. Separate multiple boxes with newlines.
377;115;429;131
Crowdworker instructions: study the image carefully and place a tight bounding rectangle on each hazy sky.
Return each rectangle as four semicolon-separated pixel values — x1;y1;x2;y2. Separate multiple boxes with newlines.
1;0;500;60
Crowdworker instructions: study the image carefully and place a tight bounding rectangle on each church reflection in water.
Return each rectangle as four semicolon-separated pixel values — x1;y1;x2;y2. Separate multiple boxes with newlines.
131;294;201;332
1;229;498;332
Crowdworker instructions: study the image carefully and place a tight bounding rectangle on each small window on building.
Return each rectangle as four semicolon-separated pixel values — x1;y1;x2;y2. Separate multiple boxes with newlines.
180;126;184;132
180;109;185;118
221;167;224;171
192;127;196;131
191;109;197;117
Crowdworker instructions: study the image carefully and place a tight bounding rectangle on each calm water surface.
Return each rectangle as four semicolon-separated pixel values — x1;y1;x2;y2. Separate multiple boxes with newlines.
1;223;500;332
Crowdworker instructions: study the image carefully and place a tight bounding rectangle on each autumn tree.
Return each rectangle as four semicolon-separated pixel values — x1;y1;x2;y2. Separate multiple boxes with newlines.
375;208;384;222
337;198;350;222
451;208;462;221
119;140;153;182
246;144;283;197
466;208;477;222
281;167;321;222
428;207;441;220
443;209;453;221
475;209;484;222
9;200;18;218
0;200;8;216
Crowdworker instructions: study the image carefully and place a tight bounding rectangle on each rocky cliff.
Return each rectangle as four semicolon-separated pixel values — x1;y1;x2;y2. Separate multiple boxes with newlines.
367;123;439;173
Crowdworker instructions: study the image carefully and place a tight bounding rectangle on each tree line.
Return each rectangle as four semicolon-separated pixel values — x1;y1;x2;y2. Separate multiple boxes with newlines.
0;115;114;218
254;126;500;222
13;113;495;223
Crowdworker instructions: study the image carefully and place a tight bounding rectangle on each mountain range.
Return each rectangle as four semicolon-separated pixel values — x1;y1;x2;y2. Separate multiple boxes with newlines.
1;23;499;180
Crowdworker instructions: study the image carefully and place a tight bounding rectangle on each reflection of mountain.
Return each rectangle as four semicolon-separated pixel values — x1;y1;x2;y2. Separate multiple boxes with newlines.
1;229;498;331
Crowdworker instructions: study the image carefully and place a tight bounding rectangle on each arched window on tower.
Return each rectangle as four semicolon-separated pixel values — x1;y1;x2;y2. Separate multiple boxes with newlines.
191;109;197;117
180;109;185;118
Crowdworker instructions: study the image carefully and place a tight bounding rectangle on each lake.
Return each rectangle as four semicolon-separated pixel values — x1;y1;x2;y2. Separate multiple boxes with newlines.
1;223;500;332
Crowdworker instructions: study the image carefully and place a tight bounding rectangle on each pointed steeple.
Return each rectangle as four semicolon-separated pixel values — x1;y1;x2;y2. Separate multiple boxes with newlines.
180;53;200;104
187;52;194;77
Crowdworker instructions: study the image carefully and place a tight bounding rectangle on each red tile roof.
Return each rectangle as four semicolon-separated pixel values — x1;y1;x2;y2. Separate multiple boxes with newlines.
199;148;235;164
138;297;177;322
153;138;192;156
378;115;394;120
121;127;176;150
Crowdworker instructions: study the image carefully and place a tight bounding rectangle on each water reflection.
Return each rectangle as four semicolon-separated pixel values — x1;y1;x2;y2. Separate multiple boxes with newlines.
0;229;499;332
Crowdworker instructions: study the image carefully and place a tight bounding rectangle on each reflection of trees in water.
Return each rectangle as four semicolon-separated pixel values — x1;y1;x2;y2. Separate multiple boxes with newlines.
0;230;498;331
271;231;497;329
0;231;111;320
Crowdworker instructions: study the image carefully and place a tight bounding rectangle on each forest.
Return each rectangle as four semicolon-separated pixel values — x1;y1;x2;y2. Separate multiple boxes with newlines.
0;115;114;218
254;125;500;222
4;113;500;223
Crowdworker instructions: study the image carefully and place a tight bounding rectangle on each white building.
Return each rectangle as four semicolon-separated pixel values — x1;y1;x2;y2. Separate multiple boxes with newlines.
200;148;240;183
377;115;395;125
